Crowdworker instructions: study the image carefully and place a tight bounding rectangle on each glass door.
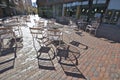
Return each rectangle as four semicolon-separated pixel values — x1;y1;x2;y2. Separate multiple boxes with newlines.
111;11;120;24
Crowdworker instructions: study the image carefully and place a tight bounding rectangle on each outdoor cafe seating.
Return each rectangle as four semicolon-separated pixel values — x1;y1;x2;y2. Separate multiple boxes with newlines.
29;27;55;67
0;16;25;56
0;14;81;68
29;20;80;66
0;27;17;57
85;21;100;35
77;20;88;30
1;17;23;38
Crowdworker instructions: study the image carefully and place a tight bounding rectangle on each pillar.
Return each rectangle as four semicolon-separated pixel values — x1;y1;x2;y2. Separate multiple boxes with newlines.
76;5;80;19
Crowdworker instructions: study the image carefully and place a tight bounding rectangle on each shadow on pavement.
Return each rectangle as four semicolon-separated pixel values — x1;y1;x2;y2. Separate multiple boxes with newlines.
0;37;23;73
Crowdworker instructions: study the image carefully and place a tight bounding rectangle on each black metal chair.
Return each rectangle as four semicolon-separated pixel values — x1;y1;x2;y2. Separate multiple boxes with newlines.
29;27;55;69
0;27;17;57
86;22;100;35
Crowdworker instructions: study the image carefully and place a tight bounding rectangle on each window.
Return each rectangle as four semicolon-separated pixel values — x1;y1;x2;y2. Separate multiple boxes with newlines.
97;0;106;4
93;0;97;4
82;1;88;5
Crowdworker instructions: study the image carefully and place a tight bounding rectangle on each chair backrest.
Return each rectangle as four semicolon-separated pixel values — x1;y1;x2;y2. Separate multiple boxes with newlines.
0;27;17;50
34;19;38;25
0;27;15;38
29;27;45;39
91;22;100;29
38;21;44;27
47;28;63;46
3;20;22;37
29;27;49;47
47;28;63;43
47;20;55;27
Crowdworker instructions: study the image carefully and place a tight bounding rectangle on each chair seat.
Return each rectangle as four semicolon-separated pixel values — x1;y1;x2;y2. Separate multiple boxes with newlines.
57;48;68;57
87;27;95;30
87;25;92;28
70;41;80;47
37;36;47;40
38;46;51;53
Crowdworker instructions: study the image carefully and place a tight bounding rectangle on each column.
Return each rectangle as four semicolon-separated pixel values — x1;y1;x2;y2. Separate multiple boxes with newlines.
62;4;65;17
53;5;56;18
76;5;80;19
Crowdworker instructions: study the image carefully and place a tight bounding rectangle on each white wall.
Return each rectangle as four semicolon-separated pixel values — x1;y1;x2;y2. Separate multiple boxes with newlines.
108;0;120;10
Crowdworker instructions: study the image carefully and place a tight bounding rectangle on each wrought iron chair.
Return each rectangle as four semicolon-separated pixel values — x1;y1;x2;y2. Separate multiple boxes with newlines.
0;27;17;57
47;28;63;46
38;21;44;27
29;27;55;68
3;18;23;40
86;22;100;35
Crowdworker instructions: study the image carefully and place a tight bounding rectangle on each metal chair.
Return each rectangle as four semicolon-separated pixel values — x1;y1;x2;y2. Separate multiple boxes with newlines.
29;27;55;68
0;27;17;57
47;28;63;46
38;21;44;27
2;18;23;40
86;22;100;35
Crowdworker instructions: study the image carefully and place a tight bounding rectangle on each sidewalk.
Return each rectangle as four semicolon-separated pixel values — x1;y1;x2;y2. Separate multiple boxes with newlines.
0;15;120;80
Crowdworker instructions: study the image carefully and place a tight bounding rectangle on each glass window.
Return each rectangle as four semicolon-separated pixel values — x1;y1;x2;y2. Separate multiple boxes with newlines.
71;2;76;6
97;0;106;4
82;1;88;5
63;4;66;7
76;1;81;6
66;3;71;7
93;0;97;4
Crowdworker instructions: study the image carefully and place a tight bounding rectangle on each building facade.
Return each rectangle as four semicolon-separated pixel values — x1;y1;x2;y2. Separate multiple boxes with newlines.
24;0;33;14
104;0;120;24
0;0;15;17
37;0;120;24
0;0;33;18
37;0;109;18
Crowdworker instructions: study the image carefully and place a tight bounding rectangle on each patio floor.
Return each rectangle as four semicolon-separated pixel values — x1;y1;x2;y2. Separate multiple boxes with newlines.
0;15;120;80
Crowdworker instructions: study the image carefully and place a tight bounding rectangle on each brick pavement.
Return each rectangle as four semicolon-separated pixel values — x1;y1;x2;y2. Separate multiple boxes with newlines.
0;16;120;80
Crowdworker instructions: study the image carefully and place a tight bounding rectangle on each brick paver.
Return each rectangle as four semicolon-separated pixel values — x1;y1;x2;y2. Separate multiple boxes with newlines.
0;15;120;80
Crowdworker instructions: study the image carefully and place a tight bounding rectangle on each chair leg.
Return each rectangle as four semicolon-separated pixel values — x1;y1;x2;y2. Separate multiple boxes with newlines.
48;52;54;66
85;28;88;32
50;47;56;60
0;40;3;52
94;30;97;36
89;30;92;34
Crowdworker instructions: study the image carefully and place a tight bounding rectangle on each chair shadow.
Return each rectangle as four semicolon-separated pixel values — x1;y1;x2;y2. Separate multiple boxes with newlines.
37;46;56;70
70;40;88;50
56;44;86;79
38;63;55;70
0;58;15;74
37;57;55;70
59;60;86;79
0;48;16;56
75;32;84;37
65;71;86;78
0;37;23;73
51;40;65;47
0;46;16;74
37;40;65;70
